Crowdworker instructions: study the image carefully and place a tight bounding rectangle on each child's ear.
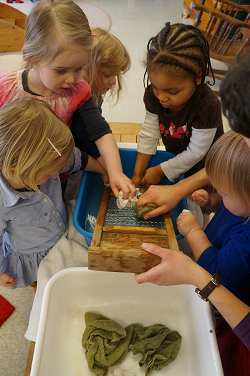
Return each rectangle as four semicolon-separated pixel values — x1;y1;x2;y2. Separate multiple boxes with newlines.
30;60;37;67
25;58;36;69
197;72;203;85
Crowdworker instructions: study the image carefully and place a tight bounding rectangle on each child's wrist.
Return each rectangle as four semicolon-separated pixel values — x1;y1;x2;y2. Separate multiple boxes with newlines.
186;229;212;257
158;164;165;177
133;168;145;178
108;167;122;178
186;227;203;241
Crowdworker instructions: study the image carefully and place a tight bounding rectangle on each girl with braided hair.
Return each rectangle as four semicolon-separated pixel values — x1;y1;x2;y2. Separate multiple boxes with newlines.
132;23;224;200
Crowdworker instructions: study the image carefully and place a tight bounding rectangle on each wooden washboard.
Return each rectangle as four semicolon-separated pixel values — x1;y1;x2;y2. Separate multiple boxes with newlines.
88;186;179;273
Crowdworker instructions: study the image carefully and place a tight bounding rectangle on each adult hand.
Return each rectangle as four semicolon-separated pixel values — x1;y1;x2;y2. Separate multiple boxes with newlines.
135;244;250;332
136;184;182;219
0;272;17;287
135;243;204;287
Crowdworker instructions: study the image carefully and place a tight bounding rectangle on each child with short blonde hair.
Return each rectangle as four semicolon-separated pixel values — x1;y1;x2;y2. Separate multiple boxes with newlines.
71;27;131;160
0;97;100;289
177;130;250;305
0;0;135;199
83;27;131;107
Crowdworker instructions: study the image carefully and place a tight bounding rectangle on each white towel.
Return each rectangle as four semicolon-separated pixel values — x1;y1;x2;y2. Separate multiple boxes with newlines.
25;200;88;342
116;188;140;209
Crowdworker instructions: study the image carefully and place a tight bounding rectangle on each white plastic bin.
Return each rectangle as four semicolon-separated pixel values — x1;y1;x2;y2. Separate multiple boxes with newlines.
31;267;224;376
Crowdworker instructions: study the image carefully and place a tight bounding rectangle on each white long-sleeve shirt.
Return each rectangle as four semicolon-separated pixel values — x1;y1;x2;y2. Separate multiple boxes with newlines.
137;84;224;181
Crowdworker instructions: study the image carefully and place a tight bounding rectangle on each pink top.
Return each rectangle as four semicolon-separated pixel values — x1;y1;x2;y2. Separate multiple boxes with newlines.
0;70;92;127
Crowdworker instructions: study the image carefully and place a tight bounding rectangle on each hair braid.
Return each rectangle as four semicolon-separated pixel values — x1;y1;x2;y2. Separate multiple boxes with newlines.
159;22;170;49
145;22;215;103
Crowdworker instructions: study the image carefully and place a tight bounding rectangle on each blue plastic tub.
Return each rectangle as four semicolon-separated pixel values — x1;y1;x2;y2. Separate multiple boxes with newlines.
73;148;187;246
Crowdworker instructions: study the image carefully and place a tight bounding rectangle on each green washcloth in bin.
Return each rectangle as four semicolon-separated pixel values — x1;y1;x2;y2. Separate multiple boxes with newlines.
82;312;136;376
82;312;182;376
129;324;182;376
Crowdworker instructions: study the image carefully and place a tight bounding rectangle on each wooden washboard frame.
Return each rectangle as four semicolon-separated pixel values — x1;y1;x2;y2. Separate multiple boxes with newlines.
88;186;179;273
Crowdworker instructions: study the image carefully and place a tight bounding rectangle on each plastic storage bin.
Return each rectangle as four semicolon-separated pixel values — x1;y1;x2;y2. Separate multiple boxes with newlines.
73;148;187;246
30;268;223;376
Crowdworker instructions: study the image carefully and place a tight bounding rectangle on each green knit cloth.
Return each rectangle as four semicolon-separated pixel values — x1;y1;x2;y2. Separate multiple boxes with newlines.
134;185;158;218
82;312;182;376
129;323;182;376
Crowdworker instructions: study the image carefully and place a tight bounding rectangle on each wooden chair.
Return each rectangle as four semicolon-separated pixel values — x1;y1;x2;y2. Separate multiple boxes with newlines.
192;0;250;95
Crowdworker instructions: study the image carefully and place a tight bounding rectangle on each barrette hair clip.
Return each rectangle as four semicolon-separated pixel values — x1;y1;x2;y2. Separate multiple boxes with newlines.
48;138;61;157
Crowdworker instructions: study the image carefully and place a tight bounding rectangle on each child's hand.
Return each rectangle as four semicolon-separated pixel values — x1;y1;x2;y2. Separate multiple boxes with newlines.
0;272;17;287
109;172;136;199
140;165;164;188
191;190;222;212
131;173;144;187
101;172;109;184
190;189;210;208
177;211;201;238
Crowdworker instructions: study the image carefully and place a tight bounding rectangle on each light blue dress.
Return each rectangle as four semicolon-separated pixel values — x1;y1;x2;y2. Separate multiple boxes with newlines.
0;147;82;288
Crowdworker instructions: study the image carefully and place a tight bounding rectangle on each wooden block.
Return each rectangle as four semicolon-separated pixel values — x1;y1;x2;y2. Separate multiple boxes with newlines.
0;20;25;53
109;122;142;136
113;134;121;142
2;17;15;25
0;3;26;30
0;4;26;52
121;134;137;143
88;186;179;273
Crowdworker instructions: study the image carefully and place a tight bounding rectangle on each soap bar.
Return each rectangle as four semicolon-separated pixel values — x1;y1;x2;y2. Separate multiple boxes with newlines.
134;185;158;218
134;203;158;218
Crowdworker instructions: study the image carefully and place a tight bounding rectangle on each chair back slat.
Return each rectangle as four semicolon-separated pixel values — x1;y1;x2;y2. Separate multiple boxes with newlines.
220;25;239;54
237;34;250;56
192;0;250;61
206;15;217;36
206;0;219;32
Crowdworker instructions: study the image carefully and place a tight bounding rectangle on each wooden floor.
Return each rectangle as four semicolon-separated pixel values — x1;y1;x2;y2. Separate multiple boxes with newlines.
24;121;164;376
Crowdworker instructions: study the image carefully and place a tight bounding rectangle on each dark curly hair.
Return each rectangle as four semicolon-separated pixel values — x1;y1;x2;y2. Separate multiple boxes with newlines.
220;54;250;138
144;22;215;102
